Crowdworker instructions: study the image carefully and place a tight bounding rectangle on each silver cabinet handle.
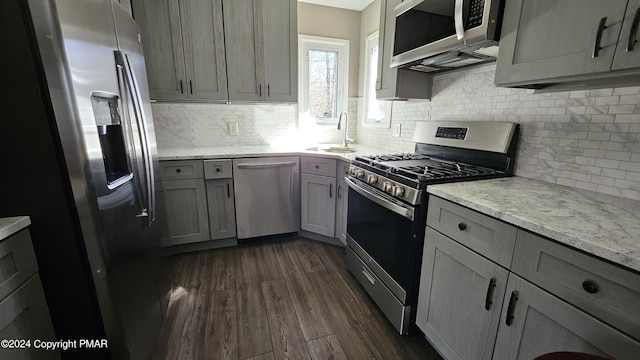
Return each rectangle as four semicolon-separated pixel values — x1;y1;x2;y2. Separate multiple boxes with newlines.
592;17;608;58
627;8;640;52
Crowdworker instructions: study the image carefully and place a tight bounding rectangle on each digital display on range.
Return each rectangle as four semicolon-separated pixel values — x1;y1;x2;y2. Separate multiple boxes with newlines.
435;127;468;140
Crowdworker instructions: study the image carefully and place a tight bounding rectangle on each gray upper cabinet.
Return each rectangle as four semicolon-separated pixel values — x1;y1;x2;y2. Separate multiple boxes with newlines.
132;0;187;100
224;0;297;102
495;0;638;88
613;0;640;70
133;0;228;101
376;0;431;100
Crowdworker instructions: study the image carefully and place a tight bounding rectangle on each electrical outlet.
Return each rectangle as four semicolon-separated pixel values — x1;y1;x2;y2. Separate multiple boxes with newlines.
228;122;239;136
392;123;401;138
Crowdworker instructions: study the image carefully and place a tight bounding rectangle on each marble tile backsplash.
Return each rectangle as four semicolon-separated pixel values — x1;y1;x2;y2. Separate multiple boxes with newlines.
355;64;640;200
152;100;358;149
151;63;640;200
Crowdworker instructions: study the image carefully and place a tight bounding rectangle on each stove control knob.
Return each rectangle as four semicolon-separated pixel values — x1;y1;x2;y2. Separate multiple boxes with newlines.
382;181;393;193
393;185;405;197
355;169;365;178
348;167;356;176
367;174;378;185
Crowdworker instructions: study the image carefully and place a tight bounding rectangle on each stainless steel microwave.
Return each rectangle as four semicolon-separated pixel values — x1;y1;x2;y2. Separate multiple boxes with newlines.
390;0;504;72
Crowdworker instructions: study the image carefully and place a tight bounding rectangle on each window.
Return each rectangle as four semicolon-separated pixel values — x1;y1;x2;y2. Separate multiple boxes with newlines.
362;31;391;128
299;35;349;124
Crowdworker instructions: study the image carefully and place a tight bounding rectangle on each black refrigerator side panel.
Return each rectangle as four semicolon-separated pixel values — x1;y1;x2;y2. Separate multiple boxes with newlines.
0;1;109;359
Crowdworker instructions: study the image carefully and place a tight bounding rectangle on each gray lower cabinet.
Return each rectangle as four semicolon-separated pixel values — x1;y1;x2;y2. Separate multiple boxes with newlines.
206;178;236;240
223;0;297;102
132;0;227;101
417;228;508;360
493;274;640;360
0;229;58;360
495;0;640;88
163;179;210;245
301;173;336;237
419;196;640;359
161;160;209;245
334;177;349;245
376;0;431;100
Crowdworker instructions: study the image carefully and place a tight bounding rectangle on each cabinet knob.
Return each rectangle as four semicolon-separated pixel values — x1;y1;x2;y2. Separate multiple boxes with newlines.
458;222;467;231
582;280;599;294
315;165;320;169
176;168;182;173
216;168;221;172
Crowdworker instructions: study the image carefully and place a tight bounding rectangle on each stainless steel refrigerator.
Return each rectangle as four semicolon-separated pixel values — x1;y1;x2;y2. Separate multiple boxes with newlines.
1;0;172;359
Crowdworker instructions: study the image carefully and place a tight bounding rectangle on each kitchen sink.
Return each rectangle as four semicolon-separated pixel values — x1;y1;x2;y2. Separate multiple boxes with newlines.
305;146;356;153
322;146;356;153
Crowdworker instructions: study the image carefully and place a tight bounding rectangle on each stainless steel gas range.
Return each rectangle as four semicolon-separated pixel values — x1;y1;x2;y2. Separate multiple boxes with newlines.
345;121;519;335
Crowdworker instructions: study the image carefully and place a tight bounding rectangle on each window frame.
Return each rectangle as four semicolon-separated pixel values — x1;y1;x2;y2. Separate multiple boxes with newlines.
362;31;391;128
298;34;349;125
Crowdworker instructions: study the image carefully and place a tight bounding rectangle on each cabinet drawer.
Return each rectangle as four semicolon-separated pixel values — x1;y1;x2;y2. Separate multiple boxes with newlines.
160;160;204;180
426;196;517;268
0;230;38;302
512;230;640;340
301;156;337;177
204;159;232;179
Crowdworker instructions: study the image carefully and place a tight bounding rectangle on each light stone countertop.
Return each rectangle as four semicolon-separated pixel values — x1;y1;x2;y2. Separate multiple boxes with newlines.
0;216;31;241
428;177;640;273
157;144;393;161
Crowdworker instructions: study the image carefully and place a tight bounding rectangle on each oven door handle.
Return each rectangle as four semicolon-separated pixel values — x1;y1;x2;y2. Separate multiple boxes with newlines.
345;178;415;221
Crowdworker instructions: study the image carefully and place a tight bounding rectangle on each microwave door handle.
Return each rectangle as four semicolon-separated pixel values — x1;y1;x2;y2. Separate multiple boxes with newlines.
455;0;465;40
115;50;155;224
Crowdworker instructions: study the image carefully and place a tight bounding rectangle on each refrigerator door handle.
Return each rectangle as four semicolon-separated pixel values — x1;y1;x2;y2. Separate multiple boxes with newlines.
114;50;155;224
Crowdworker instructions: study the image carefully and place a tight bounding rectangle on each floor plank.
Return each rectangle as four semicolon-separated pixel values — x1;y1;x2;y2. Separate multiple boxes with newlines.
153;237;441;360
236;283;272;359
306;334;348;360
274;241;333;341
261;279;311;360
204;289;238;360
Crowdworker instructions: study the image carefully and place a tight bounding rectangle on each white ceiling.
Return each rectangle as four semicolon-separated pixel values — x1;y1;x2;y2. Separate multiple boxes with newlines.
298;0;375;11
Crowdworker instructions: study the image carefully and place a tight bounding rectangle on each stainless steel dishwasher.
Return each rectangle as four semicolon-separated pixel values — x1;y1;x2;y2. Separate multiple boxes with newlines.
232;156;300;239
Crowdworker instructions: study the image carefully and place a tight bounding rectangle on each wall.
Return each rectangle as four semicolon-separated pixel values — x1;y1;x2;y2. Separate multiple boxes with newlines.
358;0;380;96
297;2;361;97
355;64;640;200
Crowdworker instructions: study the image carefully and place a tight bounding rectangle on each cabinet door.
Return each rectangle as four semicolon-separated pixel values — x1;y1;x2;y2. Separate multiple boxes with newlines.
417;228;509;360
495;0;627;87
132;0;187;100
163;179;209;245
334;178;348;245
301;173;336;237
0;275;59;360
493;274;640;360
223;0;261;101
375;0;431;100
206;178;237;240
262;0;297;102
613;0;640;70
179;0;228;101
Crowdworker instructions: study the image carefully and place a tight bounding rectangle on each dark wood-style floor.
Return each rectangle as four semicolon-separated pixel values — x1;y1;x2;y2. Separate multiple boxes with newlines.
152;236;443;360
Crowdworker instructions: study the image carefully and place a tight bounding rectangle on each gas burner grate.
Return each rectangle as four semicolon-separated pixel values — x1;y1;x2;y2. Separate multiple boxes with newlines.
393;162;497;182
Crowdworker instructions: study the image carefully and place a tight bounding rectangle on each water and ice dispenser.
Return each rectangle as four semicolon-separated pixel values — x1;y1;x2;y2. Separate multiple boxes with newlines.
92;93;133;189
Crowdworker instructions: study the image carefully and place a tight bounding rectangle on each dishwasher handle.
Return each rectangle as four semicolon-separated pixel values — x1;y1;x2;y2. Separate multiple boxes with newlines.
236;161;298;170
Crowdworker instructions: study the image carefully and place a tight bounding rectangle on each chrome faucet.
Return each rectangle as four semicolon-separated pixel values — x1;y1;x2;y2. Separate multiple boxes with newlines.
337;112;354;148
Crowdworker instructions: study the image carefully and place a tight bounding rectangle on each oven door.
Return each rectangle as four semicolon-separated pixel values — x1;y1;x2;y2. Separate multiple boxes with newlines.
345;177;424;304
